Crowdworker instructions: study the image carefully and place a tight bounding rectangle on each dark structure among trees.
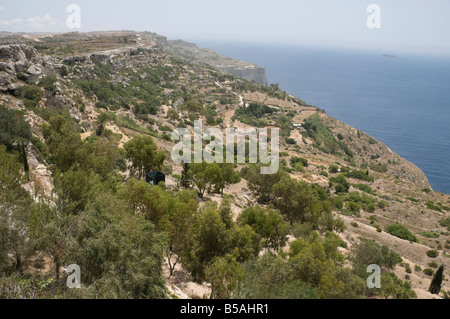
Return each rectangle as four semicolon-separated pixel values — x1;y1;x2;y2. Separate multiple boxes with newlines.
146;171;166;186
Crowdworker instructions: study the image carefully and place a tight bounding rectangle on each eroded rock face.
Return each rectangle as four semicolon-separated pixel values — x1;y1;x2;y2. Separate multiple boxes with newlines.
0;44;55;84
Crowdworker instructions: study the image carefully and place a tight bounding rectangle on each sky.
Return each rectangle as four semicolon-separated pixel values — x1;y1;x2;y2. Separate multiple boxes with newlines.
1;0;449;56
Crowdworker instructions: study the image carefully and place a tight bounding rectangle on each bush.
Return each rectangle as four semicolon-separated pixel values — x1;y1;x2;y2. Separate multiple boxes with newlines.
369;162;388;173
285;137;297;145
440;218;450;231
291;157;309;167
303;114;353;158
39;75;57;93
14;85;41;107
353;183;375;195
423;268;434;276
428;262;438;269
426;250;439;258
329;165;339;173
346;170;374;182
351;239;402;278
385;224;418;242
335;184;347;194
421;231;440;239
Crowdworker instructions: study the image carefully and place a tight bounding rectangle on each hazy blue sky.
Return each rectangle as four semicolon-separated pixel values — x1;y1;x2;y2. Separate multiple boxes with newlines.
1;0;449;56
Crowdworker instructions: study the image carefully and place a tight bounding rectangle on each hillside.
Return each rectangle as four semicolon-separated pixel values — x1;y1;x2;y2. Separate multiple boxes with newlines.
0;31;449;299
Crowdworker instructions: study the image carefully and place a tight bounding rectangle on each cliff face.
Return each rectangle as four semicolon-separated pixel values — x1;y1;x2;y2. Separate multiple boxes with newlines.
220;65;268;86
164;39;268;86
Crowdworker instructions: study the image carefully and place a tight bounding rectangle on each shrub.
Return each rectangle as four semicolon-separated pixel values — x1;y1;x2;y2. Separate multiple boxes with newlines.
414;265;422;272
329;165;339;173
440;218;450;231
428;262;438;269
335;184;347;194
347;201;361;213
405;264;412;274
285;137;297;145
421;231;440;239
385;224;418;242
426;201;443;213
426;250;439;258
291;157;309;167
423;268;434;276
14;85;42;107
39;75;57;93
353;183;374;195
347;170;374;182
303;114;353;157
369;162;388;173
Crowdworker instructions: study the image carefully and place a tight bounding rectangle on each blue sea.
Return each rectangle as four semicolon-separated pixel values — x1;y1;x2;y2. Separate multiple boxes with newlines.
195;41;450;194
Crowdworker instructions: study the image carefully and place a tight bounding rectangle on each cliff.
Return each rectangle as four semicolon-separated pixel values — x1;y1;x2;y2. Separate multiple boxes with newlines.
164;38;268;85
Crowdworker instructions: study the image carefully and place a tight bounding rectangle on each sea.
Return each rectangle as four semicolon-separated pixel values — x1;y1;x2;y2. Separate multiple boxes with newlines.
194;41;450;194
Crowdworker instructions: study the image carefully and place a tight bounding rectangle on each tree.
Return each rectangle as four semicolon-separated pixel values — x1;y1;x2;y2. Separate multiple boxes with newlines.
180;162;190;188
245;164;285;204
42;115;83;171
0;146;33;273
381;273;417;299
429;265;445;295
124;135;166;180
205;254;243;299
159;190;198;277
351;238;402;279
184;203;229;280
0;105;32;151
238;206;289;250
68;192;167;299
213;164;241;197
29;201;76;280
234;254;319;299
189;162;220;199
119;178;168;223
272;175;314;224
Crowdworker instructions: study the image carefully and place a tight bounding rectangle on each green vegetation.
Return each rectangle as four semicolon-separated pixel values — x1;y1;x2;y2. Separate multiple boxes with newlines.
369;162;388;173
440;218;450;231
14;85;42;108
426;249;439;258
238;206;289;250
0;106;32;152
233;103;273;127
353;183;376;195
423;268;434;276
303;114;353;158
346;170;374;182
421;231;440;239
426;201;443;213
385;224;418;242
0;39;424;300
124;135;166;180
